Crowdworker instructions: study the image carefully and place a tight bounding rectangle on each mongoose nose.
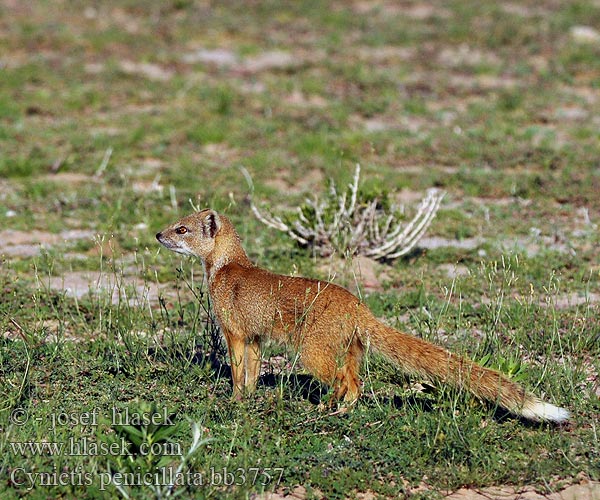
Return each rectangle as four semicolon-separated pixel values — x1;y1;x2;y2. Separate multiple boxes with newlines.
155;232;162;241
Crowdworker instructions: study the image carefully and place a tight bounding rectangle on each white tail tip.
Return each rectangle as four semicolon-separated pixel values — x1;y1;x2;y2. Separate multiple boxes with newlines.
522;400;570;423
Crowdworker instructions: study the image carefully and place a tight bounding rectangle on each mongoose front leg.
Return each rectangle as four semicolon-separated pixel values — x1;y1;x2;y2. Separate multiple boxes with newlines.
244;337;261;392
223;331;246;399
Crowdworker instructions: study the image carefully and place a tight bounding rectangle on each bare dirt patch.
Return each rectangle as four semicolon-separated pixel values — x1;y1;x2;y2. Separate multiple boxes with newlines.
119;60;174;81
38;270;164;306
437;44;501;69
181;48;238;67
356;45;416;62
283;89;328;108
350;1;451;19
500;3;548;18
132;179;164;195
419;236;484;251
316;254;390;294
349;255;387;292
544;291;600;309
264;169;325;195
256;480;600;499
438;262;471;279
352;112;431;133
43;172;94;184
182;47;313;74
0;179;12;196
240;51;299;74
447;73;521;91
0;229;95;257
499;234;574;258
446;480;600;500
201;143;243;164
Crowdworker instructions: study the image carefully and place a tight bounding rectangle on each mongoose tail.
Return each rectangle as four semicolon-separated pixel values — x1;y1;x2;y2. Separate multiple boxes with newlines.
367;321;570;423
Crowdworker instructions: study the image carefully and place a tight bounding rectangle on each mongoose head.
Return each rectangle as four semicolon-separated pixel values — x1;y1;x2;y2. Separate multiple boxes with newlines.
156;209;221;259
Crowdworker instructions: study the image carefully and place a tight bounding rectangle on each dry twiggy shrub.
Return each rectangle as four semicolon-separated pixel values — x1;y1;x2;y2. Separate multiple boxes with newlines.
246;165;444;261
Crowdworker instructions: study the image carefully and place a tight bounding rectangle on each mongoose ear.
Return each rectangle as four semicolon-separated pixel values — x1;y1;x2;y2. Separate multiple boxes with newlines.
205;210;221;238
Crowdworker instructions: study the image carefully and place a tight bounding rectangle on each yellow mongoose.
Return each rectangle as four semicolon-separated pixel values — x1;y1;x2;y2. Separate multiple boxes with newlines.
156;209;569;423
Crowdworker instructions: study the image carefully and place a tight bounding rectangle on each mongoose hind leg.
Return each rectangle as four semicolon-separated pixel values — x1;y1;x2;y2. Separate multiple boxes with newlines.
300;339;363;404
333;341;363;404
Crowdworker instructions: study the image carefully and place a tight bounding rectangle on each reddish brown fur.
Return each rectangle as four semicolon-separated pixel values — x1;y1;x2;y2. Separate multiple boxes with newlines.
156;209;569;422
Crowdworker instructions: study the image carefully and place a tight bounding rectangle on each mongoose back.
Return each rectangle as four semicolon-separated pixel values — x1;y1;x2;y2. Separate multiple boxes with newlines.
156;209;569;423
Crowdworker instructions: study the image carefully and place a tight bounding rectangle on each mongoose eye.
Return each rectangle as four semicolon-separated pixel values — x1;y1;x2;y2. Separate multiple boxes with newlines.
175;226;188;235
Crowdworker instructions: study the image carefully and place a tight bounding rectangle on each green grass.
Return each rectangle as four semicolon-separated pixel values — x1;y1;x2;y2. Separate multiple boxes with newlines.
1;263;598;499
1;0;599;498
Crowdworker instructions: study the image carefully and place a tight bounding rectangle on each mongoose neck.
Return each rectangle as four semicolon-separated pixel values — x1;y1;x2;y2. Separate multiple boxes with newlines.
205;216;253;280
